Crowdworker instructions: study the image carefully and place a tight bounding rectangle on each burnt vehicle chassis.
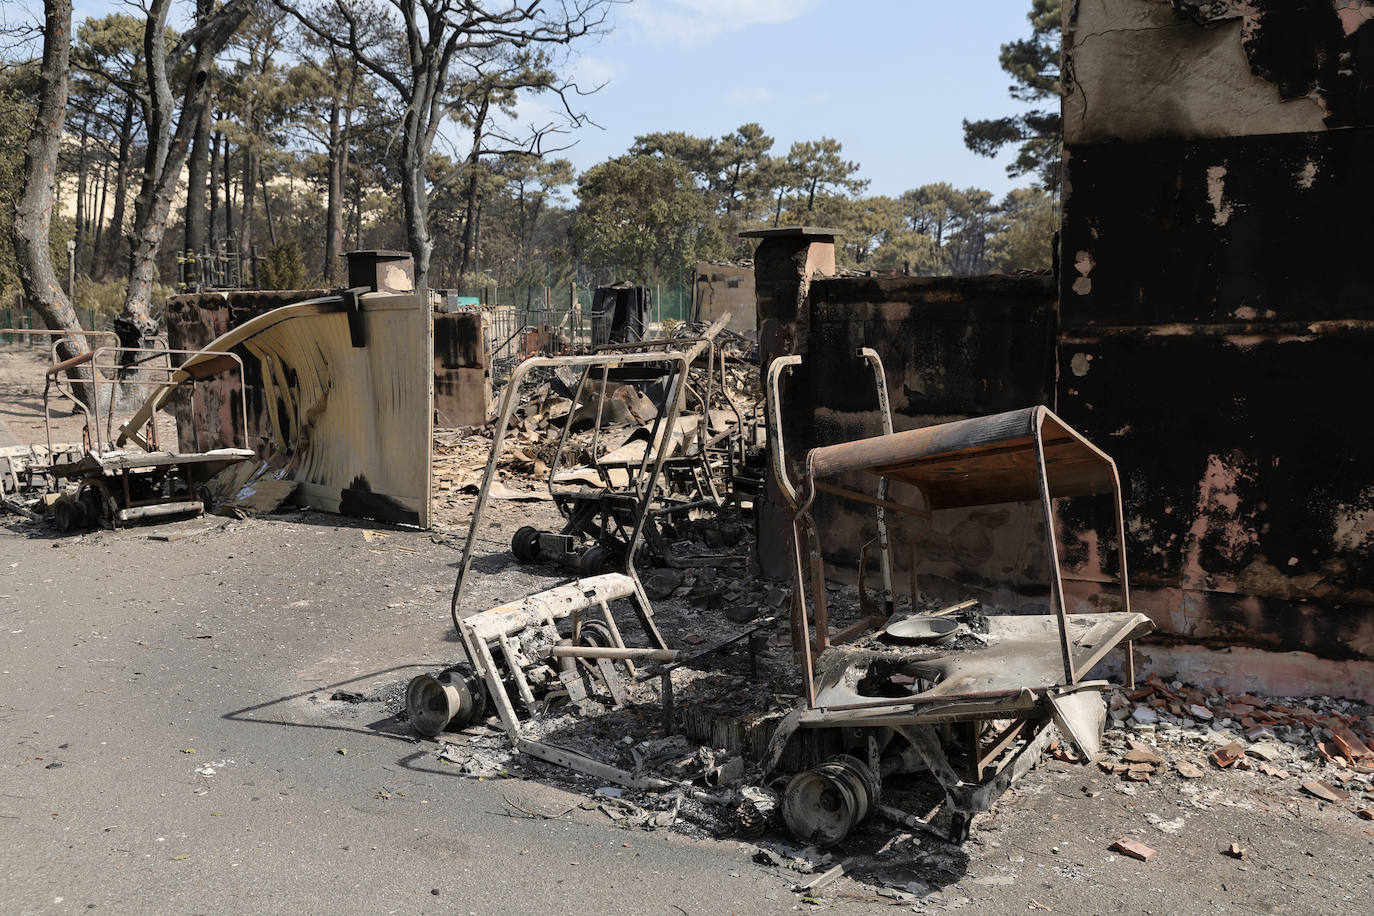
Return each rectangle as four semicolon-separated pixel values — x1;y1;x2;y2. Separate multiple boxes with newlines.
754;350;1152;843
407;347;1150;847
502;316;748;576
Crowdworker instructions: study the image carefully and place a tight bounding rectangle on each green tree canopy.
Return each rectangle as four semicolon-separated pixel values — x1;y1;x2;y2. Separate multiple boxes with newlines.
572;154;716;284
962;0;1062;192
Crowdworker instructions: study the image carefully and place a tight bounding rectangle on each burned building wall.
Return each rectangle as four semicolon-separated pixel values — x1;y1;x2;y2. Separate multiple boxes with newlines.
751;1;1374;695
165;289;333;455
1058;0;1374;678
790;275;1061;609
693;261;757;337
433;311;491;428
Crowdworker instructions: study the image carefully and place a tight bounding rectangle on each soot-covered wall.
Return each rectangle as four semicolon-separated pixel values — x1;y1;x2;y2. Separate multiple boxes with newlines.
1059;0;1374;667
165;290;332;455
783;275;1062;609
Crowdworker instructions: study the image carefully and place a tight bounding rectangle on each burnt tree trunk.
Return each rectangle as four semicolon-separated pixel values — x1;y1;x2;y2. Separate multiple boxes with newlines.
208;129;221;246
399;102;431;291
11;0;94;408
323;99;344;284
456;97;489;279
96;95;133;280
120;0;250;337
222;133;234;242
92;150;109;267
258;159;276;247
73;116;88;282
239;144;255;268
184;85;211;255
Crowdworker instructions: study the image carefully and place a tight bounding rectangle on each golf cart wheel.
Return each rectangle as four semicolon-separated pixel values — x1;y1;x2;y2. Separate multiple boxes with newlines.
511;526;541;563
578;620;616;648
578;546;623;577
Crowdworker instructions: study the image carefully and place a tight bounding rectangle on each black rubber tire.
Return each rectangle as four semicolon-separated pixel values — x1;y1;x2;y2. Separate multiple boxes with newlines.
52;498;78;533
511;526;541;563
578;620;615;648
578;546;622;577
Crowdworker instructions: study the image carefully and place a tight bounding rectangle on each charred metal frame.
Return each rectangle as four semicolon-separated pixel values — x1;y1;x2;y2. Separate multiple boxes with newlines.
43;346;248;457
34;345;253;528
451;346;703;648
761;350;1149;841
536;317;745;568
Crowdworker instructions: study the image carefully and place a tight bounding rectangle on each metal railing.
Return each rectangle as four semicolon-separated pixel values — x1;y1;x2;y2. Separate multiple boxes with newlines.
43;346;248;457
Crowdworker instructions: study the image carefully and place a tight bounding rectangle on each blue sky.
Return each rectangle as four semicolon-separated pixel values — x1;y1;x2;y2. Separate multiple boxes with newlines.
560;0;1040;198
55;0;1040;200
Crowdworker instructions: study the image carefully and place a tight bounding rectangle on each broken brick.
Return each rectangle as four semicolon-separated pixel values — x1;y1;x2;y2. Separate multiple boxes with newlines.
1258;763;1290;779
1225;843;1247;860
1124;748;1165;766
1316;742;1348;766
1211;742;1246;768
1111;838;1157;862
1357;808;1373;821
1300;780;1349;803
1329;725;1373;762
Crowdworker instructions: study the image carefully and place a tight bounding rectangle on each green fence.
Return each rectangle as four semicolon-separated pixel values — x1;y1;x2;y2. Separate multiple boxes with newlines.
1;302;101;346
447;281;694;325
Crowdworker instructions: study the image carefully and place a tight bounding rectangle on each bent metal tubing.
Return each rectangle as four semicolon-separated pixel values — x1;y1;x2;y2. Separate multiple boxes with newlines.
449;348;696;646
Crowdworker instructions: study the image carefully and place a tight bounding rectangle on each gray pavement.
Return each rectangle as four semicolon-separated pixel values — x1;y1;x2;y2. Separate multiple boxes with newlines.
3;512;1372;916
0;515;806;915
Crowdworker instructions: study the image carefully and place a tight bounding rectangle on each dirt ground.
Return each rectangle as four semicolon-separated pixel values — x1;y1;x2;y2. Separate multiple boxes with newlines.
0;342;178;452
3;339;1373;913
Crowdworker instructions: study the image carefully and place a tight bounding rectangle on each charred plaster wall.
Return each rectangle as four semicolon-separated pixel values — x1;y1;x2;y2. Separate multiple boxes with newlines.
693;262;757;337
790;275;1062;610
432;312;491;428
1060;1;1374;668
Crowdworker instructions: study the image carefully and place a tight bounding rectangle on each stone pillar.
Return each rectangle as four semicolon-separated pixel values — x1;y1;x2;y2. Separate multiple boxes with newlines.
740;227;837;578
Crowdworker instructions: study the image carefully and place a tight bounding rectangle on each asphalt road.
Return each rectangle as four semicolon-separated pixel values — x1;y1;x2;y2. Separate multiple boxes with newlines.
4;512;1373;915
0;514;812;915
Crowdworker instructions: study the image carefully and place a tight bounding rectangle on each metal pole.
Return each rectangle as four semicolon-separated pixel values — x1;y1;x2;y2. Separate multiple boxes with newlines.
1032;409;1076;685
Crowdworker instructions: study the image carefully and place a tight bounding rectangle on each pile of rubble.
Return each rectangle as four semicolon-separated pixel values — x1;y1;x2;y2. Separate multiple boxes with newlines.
1098;673;1374;820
